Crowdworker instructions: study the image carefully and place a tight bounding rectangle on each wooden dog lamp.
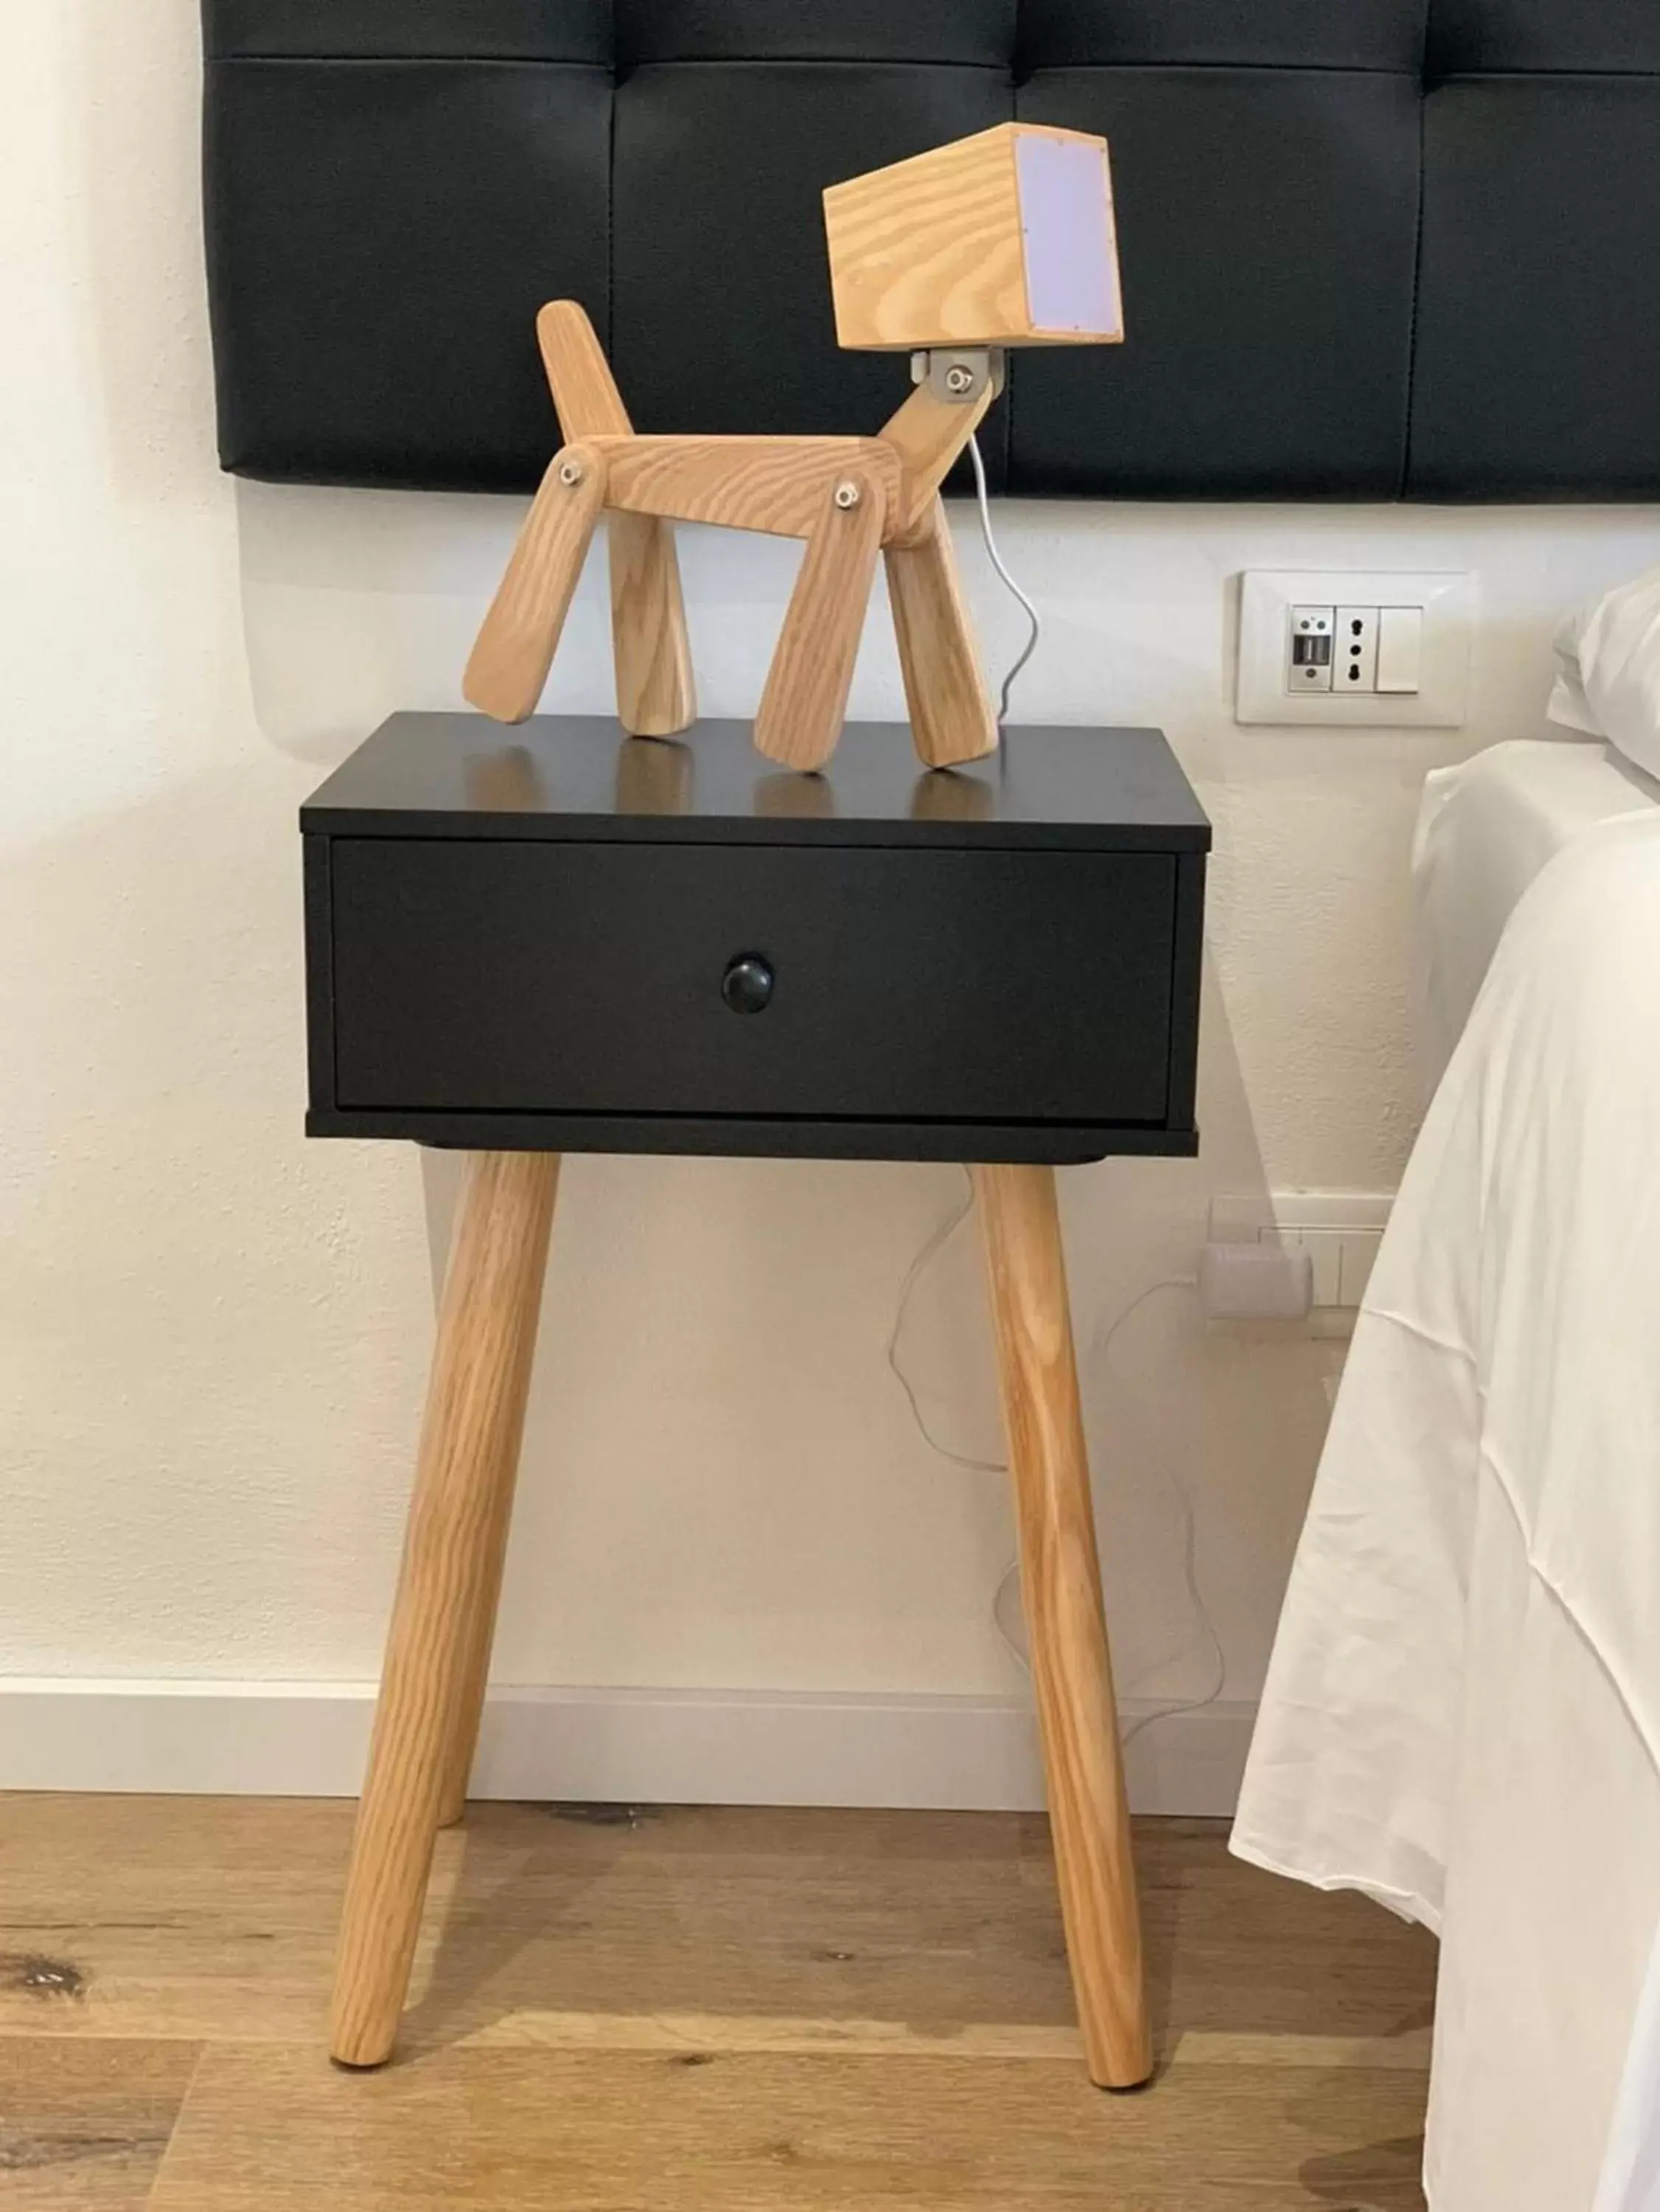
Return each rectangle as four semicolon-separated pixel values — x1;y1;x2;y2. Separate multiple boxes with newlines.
464;122;1122;771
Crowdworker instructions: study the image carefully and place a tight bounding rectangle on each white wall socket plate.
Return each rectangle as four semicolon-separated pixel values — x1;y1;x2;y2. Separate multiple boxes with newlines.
1209;1191;1393;1338
1235;568;1476;727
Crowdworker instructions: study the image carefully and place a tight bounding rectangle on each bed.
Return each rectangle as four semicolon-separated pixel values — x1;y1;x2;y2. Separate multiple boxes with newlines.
1415;737;1660;1086
1236;718;1660;2210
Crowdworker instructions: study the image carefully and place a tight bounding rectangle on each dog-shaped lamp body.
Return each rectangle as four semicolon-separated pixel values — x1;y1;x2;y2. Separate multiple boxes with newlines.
464;124;1121;771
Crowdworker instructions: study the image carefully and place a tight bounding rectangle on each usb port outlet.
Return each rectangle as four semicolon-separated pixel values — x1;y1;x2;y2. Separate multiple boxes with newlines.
1287;605;1335;692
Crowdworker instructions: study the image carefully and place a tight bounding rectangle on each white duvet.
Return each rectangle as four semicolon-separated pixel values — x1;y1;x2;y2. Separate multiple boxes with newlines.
1232;810;1660;2212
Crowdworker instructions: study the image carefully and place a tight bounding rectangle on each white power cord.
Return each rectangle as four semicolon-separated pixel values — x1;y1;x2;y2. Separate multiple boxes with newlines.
888;1170;1227;1742
967;431;1042;728
1078;1276;1228;1747
899;449;1219;1743
884;1172;1001;1474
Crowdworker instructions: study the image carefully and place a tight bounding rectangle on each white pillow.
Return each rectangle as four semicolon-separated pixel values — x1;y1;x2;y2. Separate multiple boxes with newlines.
1549;564;1660;776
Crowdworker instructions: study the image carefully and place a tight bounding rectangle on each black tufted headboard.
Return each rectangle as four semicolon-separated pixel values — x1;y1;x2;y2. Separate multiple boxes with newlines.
200;0;1660;503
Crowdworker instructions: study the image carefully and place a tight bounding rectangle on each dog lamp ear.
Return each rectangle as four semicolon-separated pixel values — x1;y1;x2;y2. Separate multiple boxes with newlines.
823;121;1123;353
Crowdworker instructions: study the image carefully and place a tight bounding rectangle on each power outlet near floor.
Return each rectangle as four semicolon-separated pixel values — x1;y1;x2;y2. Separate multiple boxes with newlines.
1207;1192;1392;1336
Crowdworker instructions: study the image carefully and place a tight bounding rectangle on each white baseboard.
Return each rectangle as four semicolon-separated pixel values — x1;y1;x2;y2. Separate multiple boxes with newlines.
0;1680;1255;1818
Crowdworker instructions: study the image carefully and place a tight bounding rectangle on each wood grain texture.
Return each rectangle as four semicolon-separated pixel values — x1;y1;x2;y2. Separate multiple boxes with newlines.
0;1798;1432;2212
531;302;696;736
885;500;999;768
974;1162;1151;2090
535;301;632;441
753;470;885;771
607;509;696;736
462;2009;1432;2070
0;2039;200;2208
148;2041;1429;2212
0;1801;1433;2052
329;1152;559;2067
826;124;1027;350
0;1796;363;2043
593;434;902;543
0;1801;1435;2045
436;1157;564;1826
463;448;604;724
877;378;995;543
825;122;1115;352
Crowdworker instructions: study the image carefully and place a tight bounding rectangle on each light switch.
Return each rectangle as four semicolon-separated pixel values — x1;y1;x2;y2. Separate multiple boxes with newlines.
1375;606;1423;694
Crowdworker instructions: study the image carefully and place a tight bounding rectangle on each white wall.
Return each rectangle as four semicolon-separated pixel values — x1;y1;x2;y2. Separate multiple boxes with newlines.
5;4;1659;1756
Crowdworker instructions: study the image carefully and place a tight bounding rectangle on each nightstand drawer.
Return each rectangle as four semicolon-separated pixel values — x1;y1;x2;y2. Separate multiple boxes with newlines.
327;837;1177;1127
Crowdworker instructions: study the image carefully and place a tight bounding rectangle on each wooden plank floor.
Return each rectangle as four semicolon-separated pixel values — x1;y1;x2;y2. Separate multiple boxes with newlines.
0;1798;1434;2209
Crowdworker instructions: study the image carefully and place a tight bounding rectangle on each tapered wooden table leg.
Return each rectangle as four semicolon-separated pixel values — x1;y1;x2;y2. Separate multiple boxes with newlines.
433;1460;516;1832
973;1161;1152;2090
433;1159;562;1830
329;1151;559;2068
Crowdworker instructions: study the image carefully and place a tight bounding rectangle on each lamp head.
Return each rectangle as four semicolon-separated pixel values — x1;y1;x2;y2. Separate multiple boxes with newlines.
823;122;1123;354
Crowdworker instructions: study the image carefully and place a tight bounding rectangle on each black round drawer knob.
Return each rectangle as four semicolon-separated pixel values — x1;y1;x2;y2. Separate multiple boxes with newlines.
720;953;775;1015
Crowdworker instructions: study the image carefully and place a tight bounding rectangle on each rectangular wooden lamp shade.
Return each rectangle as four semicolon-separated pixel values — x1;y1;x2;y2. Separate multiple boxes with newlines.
823;122;1123;352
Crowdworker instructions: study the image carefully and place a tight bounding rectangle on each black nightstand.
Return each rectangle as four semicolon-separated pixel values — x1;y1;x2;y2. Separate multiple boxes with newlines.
303;714;1208;2090
302;714;1207;1164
